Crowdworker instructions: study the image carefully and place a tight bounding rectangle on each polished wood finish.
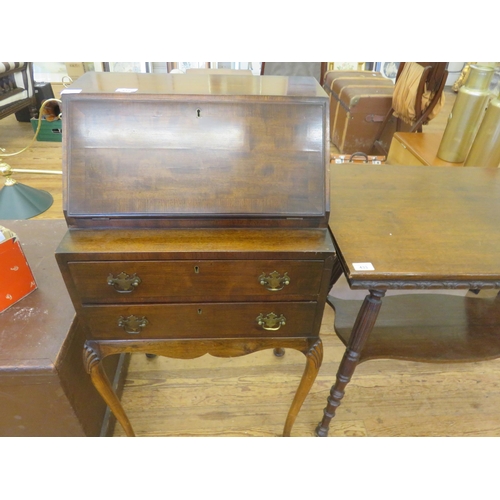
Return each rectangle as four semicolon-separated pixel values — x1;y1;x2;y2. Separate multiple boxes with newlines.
316;289;385;437
85;337;324;437
8;86;500;438
387;132;464;167
330;165;500;283
56;228;335;436
68;259;325;303
57;75;335;436
317;164;500;436
61;72;329;228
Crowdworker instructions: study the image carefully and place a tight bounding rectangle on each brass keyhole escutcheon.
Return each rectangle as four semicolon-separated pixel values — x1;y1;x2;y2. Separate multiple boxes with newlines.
194;266;200;274
107;272;142;293
256;312;286;331
197;308;202;315
258;271;290;291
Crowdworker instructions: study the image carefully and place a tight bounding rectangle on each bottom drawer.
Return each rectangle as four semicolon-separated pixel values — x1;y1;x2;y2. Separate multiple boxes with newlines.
81;302;318;340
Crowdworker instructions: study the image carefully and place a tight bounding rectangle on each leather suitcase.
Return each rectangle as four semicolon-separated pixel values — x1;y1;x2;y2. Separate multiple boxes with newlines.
329;78;394;154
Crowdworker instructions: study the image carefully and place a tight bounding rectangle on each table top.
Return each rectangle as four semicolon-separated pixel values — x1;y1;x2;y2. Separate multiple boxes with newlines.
329;164;500;289
0;219;74;371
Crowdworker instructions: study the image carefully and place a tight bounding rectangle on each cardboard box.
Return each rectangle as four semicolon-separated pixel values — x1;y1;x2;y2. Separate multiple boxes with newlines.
0;226;37;313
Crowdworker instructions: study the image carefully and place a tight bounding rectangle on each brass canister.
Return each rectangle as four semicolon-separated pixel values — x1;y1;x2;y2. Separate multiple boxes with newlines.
464;96;500;167
437;65;494;162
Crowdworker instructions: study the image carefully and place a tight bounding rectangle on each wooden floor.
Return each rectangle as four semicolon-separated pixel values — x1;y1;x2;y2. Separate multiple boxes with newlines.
2;88;500;437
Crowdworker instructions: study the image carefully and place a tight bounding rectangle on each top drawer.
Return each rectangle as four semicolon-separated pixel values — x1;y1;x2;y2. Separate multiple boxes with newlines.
68;259;325;304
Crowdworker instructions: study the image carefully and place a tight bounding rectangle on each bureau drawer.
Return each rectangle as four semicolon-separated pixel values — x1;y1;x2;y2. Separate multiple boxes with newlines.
80;302;319;339
68;260;325;303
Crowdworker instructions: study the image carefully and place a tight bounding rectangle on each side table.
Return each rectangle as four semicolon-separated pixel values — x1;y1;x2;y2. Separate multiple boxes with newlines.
316;164;500;436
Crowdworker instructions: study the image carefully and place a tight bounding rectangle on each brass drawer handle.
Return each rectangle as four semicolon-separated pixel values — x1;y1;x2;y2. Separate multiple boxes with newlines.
258;271;290;291
118;315;149;334
107;272;142;293
256;312;286;331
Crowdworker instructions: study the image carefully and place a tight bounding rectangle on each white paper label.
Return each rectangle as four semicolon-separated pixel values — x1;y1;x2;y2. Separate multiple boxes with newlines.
115;88;138;93
0;232;5;243
60;88;82;94
353;262;375;271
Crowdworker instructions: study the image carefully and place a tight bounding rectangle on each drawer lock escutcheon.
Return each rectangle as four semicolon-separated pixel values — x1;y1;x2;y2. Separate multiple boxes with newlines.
118;315;149;334
107;272;142;293
256;312;286;331
258;271;290;291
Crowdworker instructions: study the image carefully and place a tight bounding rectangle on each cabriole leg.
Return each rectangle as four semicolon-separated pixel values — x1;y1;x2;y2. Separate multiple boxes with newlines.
83;342;135;437
283;339;323;437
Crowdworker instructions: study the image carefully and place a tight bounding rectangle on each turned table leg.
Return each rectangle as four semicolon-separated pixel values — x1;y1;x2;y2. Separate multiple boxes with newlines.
83;342;135;437
283;339;323;437
315;289;385;437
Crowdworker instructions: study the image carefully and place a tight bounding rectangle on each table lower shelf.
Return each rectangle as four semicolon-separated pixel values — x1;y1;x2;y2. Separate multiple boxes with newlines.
328;293;500;363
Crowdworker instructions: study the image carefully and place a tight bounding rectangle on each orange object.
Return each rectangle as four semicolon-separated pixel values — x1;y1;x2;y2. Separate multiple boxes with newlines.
0;226;37;313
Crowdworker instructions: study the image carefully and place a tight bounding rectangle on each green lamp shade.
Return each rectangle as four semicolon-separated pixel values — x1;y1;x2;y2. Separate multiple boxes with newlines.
0;182;53;219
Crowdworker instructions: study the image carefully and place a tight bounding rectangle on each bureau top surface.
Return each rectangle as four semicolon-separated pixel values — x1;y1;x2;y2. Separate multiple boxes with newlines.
55;228;335;259
63;72;326;99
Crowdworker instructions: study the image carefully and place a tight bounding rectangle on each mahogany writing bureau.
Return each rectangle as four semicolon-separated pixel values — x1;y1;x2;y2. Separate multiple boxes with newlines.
55;72;336;436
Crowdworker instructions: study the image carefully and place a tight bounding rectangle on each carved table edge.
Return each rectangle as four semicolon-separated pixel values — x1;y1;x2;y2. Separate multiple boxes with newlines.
348;280;500;290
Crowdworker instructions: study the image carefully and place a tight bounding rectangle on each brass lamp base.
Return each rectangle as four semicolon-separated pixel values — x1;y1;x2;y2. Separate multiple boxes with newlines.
0;181;54;219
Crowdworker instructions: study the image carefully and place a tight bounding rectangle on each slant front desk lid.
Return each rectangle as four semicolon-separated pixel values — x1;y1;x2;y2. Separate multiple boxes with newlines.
61;72;330;228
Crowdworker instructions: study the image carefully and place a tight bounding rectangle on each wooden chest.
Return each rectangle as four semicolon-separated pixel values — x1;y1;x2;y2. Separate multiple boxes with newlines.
0;220;126;437
61;72;330;229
